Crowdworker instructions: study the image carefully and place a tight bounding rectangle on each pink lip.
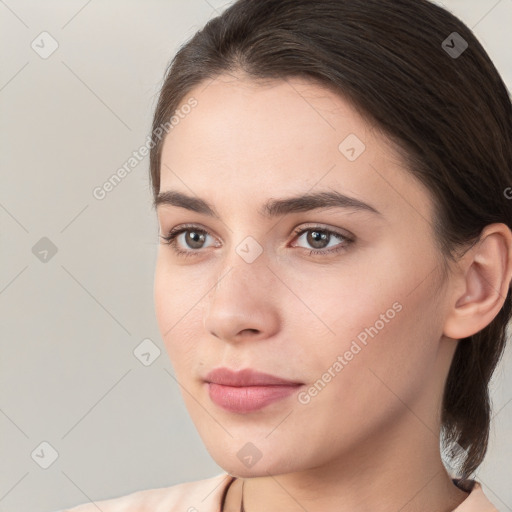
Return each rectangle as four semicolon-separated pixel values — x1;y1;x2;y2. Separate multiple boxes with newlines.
204;368;303;413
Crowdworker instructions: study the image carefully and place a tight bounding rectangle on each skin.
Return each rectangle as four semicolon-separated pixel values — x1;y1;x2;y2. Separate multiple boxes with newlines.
153;72;512;512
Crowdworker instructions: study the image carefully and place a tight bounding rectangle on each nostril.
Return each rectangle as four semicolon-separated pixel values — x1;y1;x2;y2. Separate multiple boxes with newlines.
243;328;259;334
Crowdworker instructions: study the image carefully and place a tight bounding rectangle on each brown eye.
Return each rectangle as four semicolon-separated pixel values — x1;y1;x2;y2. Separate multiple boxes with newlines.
183;230;207;249
292;226;354;256
159;224;217;258
307;230;331;249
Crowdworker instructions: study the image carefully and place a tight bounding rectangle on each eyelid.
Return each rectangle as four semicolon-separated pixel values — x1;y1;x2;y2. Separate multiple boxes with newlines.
289;224;354;256
159;223;220;249
290;222;354;241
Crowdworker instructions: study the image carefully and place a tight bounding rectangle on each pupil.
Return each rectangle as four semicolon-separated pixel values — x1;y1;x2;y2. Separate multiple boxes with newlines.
309;230;328;249
187;231;204;248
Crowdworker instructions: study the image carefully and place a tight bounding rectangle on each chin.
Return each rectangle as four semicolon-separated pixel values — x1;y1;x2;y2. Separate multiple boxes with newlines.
205;441;302;478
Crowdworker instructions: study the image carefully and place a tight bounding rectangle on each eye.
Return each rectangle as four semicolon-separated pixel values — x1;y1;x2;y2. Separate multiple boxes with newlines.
291;225;354;256
159;224;219;258
159;223;354;258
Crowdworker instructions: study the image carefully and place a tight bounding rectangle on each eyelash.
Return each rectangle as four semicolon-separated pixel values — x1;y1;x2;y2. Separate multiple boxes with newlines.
159;223;354;259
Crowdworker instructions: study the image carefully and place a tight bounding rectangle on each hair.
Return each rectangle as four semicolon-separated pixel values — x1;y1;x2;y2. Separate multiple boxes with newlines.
148;0;512;481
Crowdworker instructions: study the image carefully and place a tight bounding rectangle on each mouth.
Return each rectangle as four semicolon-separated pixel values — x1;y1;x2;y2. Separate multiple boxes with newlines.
204;367;304;413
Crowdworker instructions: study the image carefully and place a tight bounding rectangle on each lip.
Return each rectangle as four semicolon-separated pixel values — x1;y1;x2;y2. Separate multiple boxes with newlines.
204;367;303;413
205;367;302;386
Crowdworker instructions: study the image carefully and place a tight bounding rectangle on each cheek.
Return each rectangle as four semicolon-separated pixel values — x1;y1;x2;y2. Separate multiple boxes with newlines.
289;280;440;449
291;244;441;380
153;256;205;363
322;276;441;411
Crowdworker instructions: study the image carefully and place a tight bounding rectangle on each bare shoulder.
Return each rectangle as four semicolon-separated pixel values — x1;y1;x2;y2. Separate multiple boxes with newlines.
56;472;233;512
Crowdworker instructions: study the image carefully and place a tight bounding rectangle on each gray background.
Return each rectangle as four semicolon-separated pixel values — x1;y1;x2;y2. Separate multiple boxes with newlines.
0;1;511;511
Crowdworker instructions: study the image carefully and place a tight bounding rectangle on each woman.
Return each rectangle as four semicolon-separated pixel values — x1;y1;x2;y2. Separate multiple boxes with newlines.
64;0;511;510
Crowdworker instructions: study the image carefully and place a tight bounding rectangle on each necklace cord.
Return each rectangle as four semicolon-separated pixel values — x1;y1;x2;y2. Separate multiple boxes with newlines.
240;479;245;512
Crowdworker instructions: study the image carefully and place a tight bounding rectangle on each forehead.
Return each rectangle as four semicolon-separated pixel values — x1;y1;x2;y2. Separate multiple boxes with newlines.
165;73;370;163
159;73;434;227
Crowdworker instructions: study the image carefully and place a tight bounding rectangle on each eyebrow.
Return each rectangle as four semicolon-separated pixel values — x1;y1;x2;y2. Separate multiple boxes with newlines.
154;189;381;218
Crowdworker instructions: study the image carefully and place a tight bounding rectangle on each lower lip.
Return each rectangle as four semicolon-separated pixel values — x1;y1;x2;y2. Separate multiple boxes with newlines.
206;383;302;413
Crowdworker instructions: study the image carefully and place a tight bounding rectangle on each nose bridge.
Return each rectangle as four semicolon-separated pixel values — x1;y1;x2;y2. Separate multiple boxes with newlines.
215;233;269;296
202;232;278;340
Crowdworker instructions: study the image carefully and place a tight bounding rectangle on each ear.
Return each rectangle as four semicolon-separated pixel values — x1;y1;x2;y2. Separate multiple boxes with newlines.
443;223;512;340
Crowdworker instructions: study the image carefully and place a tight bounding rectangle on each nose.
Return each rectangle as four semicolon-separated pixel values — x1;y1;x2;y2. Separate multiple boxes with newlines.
203;250;280;344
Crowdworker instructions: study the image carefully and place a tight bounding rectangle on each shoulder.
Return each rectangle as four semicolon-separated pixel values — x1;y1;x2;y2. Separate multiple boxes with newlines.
57;472;234;512
452;480;500;512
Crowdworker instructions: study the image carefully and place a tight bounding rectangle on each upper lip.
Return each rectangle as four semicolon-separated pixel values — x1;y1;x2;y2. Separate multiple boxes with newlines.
204;367;302;387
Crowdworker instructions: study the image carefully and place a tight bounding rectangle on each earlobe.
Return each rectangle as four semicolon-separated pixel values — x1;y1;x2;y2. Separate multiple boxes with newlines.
443;223;512;340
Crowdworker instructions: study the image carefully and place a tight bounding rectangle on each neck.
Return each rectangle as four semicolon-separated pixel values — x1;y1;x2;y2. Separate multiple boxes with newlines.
223;414;470;512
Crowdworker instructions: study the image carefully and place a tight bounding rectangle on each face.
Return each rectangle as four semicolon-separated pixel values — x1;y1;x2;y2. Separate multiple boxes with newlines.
154;73;453;477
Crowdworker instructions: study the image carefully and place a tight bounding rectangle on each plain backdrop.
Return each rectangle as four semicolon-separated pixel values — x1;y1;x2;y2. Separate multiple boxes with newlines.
0;1;511;511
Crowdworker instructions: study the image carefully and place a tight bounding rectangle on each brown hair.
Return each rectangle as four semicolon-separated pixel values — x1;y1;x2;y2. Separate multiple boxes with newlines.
148;0;512;479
